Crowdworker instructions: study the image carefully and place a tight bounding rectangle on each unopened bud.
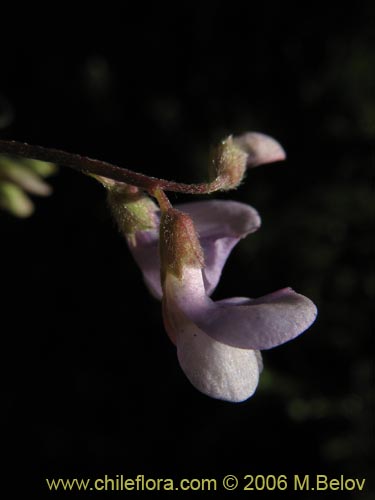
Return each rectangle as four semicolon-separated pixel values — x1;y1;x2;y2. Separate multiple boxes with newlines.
96;176;158;238
210;136;248;191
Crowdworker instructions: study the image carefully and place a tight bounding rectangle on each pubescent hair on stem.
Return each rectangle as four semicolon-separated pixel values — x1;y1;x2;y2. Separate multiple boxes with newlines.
0;139;229;195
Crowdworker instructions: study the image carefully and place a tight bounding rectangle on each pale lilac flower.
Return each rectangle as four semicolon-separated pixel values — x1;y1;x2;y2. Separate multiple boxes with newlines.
105;132;316;402
0;131;315;402
128;202;317;402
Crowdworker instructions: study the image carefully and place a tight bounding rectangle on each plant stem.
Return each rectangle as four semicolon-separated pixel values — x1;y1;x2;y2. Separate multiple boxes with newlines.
0;139;225;195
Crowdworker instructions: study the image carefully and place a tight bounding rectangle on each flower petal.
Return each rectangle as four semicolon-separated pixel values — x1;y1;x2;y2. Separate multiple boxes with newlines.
127;229;162;299
177;325;260;402
166;268;317;350
174;200;261;294
234;132;286;168
163;283;260;402
197;288;317;350
127;200;260;299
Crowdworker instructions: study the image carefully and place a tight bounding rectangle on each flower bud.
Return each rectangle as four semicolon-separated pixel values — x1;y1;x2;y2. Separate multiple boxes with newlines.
210;136;248;190
92;175;158;239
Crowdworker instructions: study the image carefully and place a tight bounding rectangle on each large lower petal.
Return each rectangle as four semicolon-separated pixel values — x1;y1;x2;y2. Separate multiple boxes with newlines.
177;325;261;403
166;267;317;350
163;289;261;402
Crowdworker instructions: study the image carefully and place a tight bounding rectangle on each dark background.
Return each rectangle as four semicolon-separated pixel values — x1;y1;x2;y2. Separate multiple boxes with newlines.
1;4;373;498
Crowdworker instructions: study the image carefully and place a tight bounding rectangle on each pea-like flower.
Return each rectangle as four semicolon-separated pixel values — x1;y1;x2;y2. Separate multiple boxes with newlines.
123;200;316;402
0;131;317;402
102;133;317;402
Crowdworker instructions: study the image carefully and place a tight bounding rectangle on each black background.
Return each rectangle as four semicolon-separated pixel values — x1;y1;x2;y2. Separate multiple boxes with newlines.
1;3;373;498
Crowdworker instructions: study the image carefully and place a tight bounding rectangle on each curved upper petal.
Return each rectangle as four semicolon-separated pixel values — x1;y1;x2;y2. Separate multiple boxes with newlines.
234;132;286;168
127;200;261;299
166;267;317;350
177;200;260;294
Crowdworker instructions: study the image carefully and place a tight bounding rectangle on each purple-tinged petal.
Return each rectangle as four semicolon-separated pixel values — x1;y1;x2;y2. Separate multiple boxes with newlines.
127;229;162;299
165;268;317;351
163;283;260;402
214;297;263;371
177;200;260;238
195;288;317;350
177;325;261;402
176;200;261;294
234;132;286;168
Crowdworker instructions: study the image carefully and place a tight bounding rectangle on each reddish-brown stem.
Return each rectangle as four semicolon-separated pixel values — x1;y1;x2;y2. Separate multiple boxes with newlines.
0;139;226;195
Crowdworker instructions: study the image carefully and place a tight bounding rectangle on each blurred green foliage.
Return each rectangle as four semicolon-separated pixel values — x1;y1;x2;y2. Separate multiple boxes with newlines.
0;156;57;217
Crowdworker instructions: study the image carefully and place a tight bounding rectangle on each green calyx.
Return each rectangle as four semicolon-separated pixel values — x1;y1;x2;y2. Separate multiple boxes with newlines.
106;183;158;236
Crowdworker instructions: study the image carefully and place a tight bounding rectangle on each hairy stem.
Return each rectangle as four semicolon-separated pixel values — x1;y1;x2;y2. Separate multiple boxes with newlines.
0;139;226;195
